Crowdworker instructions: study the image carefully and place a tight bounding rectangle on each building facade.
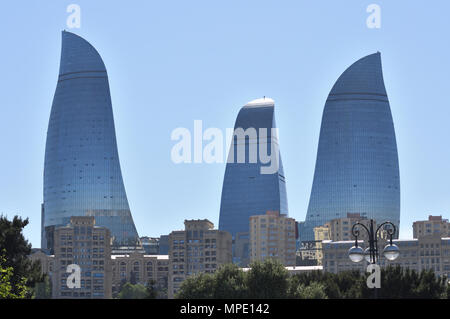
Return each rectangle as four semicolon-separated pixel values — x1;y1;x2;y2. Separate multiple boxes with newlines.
322;235;450;279
413;215;450;239
324;213;374;242
51;216;112;299
168;220;232;298
42;31;139;250
302;52;400;242
219;97;289;264
30;249;55;277
140;237;160;255
298;213;373;266
249;211;296;266
312;225;331;265
111;253;169;298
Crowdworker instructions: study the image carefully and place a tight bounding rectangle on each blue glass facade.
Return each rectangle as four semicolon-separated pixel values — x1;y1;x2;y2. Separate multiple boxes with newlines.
42;31;139;249
219;98;289;240
301;53;400;242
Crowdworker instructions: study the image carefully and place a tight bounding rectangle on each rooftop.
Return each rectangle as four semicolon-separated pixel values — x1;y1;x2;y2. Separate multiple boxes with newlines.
244;97;275;108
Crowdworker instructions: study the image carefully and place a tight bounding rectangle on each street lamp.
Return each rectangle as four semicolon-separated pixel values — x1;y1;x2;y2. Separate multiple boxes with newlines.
347;219;399;298
347;219;399;265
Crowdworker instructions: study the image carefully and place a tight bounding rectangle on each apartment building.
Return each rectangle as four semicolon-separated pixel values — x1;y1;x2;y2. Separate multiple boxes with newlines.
168;219;232;298
413;215;450;239
51;216;112;299
111;252;169;297
249;211;296;266
322;235;450;278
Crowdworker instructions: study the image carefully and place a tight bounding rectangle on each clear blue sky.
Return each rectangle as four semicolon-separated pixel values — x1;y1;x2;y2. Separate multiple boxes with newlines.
1;1;449;247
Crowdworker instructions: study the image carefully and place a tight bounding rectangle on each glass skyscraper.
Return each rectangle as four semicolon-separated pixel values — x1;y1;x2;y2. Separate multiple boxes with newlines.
42;31;139;250
218;97;289;263
300;52;400;242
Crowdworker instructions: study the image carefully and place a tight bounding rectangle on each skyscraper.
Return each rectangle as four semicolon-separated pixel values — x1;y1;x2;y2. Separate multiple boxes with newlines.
42;31;139;250
218;97;289;264
301;52;400;242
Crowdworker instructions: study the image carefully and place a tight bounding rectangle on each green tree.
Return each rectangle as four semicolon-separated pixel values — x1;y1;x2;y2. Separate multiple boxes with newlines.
117;282;150;299
293;282;328;299
413;268;446;299
145;280;160;299
32;274;52;299
176;264;247;299
245;259;289;299
211;263;247;299
0;215;45;298
0;253;27;299
176;272;216;299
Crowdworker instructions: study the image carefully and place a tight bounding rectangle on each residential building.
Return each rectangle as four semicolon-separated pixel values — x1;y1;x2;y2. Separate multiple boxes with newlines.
322;235;450;279
325;213;374;242
249;211;296;266
30;227;169;299
168;219;232;298
301;213;372;266
29;249;54;277
413;215;450;239
52;216;112;299
312;225;330;265
111;252;169;298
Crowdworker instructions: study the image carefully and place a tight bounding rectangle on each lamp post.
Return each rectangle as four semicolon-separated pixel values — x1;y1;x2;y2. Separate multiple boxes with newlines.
347;219;400;297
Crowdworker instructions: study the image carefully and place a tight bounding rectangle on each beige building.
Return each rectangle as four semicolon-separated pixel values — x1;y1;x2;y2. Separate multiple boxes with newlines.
52;216;112;299
413;215;450;239
30;249;55;276
312;225;331;265
322;235;450;279
249;211;296;266
30;239;169;299
111;252;169;297
168;219;232;298
301;213;373;266
325;213;374;242
241;265;323;275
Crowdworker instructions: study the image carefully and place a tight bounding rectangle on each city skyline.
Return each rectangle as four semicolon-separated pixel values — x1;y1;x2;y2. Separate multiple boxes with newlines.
1;1;449;248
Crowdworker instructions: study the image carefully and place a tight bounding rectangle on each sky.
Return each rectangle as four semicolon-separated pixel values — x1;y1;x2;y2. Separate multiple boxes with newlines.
0;1;449;248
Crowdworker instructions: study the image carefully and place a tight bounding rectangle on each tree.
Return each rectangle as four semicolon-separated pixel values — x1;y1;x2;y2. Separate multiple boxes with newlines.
176;272;216;299
245;259;289;299
294;282;328;299
413;268;446;299
212;263;247;299
0;215;45;298
176;264;247;299
145;280;159;299
32;274;52;299
117;282;150;299
174;259;449;299
0;252;28;299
